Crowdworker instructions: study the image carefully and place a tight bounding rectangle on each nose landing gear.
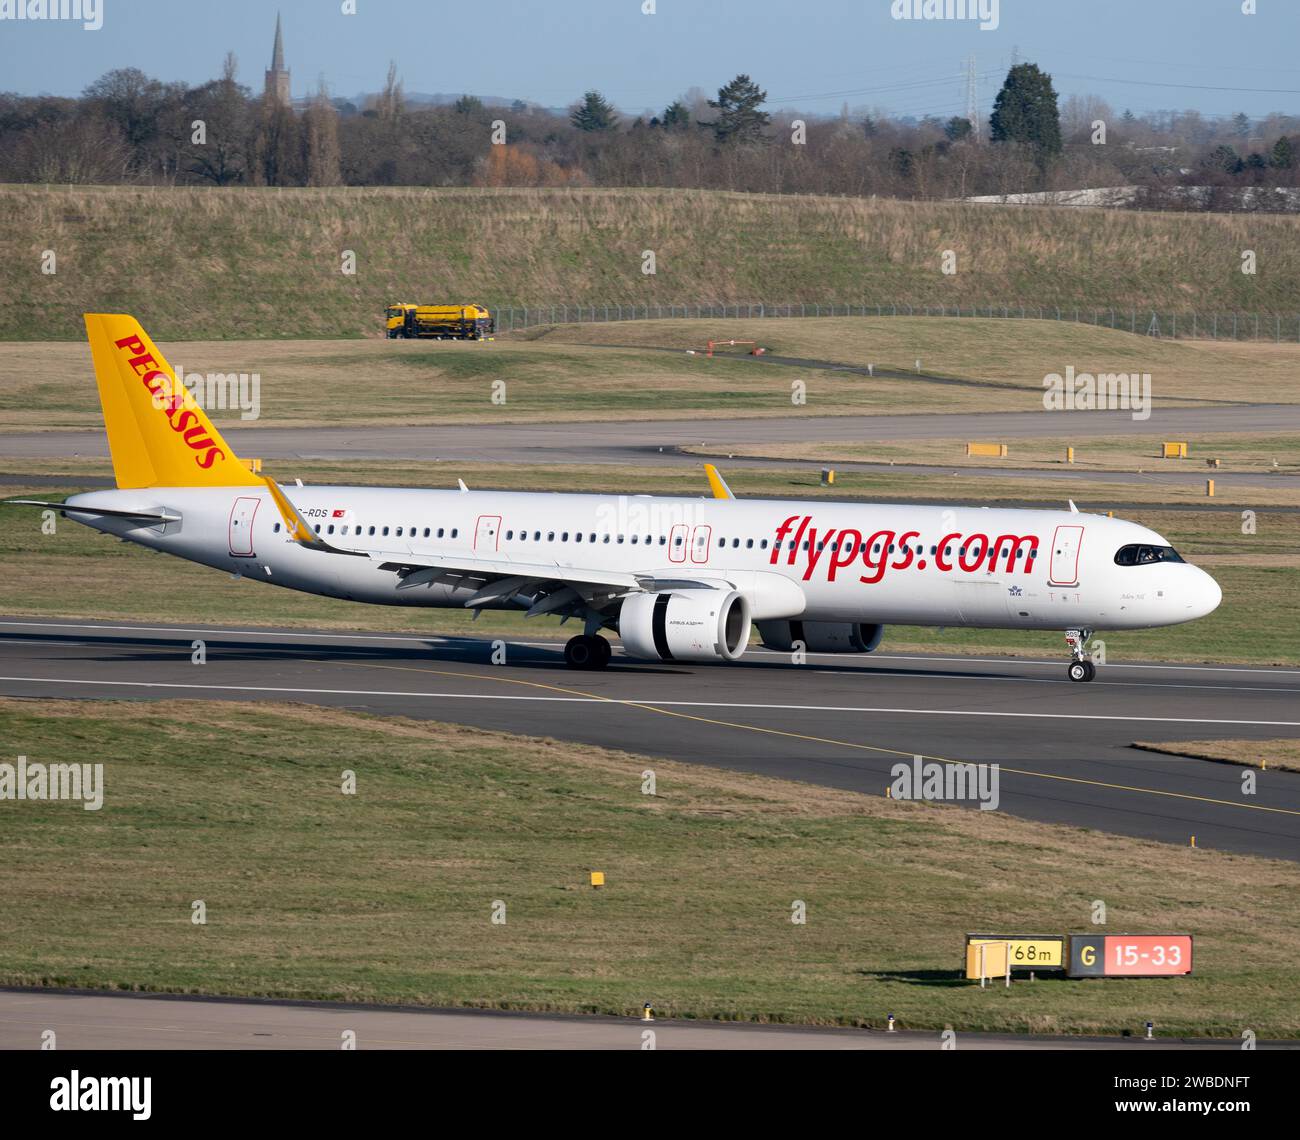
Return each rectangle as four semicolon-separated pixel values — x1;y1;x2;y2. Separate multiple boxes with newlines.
1065;629;1096;682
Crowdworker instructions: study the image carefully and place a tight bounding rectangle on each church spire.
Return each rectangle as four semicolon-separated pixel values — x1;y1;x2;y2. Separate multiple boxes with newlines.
271;12;285;73
264;11;290;105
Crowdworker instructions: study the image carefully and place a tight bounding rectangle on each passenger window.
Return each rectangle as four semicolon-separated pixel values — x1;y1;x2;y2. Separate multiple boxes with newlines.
395;527;403;537
369;526;376;536
314;524;321;534
562;532;569;541
746;539;753;549
451;529;458;538
423;527;430;538
631;535;638;544
273;522;281;533
604;535;611;544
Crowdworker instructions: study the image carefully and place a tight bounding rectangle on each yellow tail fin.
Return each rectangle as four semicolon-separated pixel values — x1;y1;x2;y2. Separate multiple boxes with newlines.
84;313;261;490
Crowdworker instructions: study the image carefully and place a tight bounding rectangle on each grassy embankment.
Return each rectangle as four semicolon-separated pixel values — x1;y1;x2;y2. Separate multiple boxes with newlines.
4;184;1300;341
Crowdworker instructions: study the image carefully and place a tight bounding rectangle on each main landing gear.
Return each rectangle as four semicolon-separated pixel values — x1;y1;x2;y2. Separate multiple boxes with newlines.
564;634;612;670
1065;628;1096;682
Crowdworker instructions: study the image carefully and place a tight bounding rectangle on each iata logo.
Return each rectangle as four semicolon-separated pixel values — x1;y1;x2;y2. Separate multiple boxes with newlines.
114;334;226;469
770;515;1039;586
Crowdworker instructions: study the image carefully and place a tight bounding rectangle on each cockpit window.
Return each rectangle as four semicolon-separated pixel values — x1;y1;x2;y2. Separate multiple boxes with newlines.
1114;544;1185;566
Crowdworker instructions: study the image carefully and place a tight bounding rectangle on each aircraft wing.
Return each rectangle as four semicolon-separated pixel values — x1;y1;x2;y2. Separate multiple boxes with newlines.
368;551;724;615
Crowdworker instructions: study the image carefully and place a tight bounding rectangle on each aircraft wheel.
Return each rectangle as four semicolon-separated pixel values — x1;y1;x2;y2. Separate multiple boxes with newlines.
1068;660;1092;683
591;635;612;668
564;635;603;669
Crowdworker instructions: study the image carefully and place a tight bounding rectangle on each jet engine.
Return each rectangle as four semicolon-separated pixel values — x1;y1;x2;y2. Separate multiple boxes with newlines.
620;588;751;662
756;620;884;654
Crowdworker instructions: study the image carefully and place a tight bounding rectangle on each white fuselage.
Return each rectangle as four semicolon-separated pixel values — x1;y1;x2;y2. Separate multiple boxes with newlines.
63;485;1222;633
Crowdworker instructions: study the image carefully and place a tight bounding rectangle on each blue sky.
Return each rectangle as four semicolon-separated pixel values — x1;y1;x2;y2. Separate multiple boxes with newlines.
2;0;1298;121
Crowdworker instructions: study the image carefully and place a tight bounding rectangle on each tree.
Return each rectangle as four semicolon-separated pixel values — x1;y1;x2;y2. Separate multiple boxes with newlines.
81;67;170;174
707;74;769;144
1206;144;1243;175
661;100;690;130
571;90;617;132
1271;135;1294;169
989;63;1062;165
453;94;484;116
376;61;404;122
184;54;251;185
1232;112;1251;139
303;85;342;186
944;116;973;142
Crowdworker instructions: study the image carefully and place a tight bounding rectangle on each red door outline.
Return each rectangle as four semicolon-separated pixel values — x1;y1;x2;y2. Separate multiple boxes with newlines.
473;514;501;552
1048;524;1084;586
690;524;712;564
668;523;688;563
228;496;259;556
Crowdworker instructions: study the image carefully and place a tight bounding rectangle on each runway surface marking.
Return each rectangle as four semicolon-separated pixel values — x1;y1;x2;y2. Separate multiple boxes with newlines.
5;620;1299;676
335;659;1300;821
9;660;1299;818
6;671;1300;732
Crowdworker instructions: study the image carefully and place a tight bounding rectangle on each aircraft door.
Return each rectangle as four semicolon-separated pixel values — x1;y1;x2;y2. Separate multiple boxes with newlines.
474;514;501;553
228;496;260;557
690;525;712;564
1048;525;1084;587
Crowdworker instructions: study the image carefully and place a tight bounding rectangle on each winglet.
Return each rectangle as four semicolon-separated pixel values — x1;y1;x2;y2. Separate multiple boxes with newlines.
704;464;734;500
262;476;363;556
1068;499;1079;514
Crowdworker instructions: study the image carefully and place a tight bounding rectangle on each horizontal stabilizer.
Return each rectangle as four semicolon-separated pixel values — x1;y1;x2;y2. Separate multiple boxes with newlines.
3;498;181;523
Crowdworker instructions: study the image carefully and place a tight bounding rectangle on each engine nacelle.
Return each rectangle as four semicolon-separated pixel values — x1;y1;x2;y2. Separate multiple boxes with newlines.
620;588;751;662
757;620;884;654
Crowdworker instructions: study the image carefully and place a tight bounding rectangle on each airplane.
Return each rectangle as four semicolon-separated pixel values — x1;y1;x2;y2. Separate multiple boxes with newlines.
6;314;1222;681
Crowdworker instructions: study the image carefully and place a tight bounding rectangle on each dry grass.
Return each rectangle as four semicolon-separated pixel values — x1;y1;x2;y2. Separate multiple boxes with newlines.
1133;740;1300;773
6;185;1300;340
4;317;1300;432
2;697;1297;1034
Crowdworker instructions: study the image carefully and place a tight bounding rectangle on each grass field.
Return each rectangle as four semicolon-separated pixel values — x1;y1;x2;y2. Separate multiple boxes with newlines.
5;185;1300;340
3;463;1297;664
2;698;1296;1035
1134;739;1300;774
3;317;1300;430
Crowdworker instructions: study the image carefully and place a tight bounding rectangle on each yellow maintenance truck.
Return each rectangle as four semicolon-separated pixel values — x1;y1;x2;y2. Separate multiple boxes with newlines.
385;304;494;340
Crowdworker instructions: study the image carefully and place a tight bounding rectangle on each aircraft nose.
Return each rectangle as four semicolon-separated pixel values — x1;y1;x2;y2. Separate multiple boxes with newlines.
1194;568;1222;617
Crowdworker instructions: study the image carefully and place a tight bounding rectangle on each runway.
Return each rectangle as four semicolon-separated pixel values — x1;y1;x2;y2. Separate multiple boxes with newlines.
0;989;1286;1050
2;617;1297;860
5;404;1299;474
